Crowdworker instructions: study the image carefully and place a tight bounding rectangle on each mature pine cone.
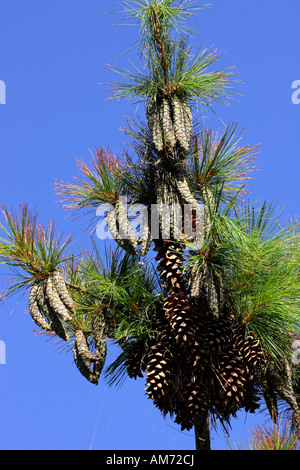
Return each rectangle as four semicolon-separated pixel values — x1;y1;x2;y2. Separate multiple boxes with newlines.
173;390;195;431
145;343;176;416
173;409;194;432
185;381;208;419
163;291;196;344
203;315;232;354
143;299;267;429
125;340;148;379
209;320;263;419
240;329;264;367
183;315;263;421
172;373;209;432
154;314;174;345
242;377;261;415
219;351;246;408
155;240;184;291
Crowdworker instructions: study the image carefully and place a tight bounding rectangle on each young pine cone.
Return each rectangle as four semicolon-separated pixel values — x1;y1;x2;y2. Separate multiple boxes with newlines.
28;283;52;332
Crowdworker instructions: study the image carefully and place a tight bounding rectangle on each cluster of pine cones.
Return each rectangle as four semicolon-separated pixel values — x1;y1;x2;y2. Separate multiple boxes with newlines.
125;238;300;430
28;268;106;385
28;269;74;341
125;241;265;430
146;95;193;154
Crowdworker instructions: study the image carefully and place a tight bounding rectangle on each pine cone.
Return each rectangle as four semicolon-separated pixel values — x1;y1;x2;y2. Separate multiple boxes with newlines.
146;97;164;152
145;342;176;416
215;350;246;417
155;240;184;291
161;97;176;149
28;283;52;332
202;264;221;319
45;275;73;322
185;381;208;420
202;187;215;238
146;95;192;154
36;281;70;341
163;291;196;344
240;329;264;367
140;218;152;256
73;329;99;385
106;201;138;255
263;357;300;427
125;340;148;379
73;345;98;385
171;97;193;153
91;315;107;379
52;268;75;314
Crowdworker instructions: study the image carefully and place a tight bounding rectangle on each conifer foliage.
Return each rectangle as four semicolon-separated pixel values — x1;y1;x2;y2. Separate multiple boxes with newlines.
1;1;300;450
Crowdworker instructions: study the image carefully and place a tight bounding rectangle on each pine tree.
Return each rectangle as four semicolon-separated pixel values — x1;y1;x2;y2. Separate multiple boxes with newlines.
1;1;300;450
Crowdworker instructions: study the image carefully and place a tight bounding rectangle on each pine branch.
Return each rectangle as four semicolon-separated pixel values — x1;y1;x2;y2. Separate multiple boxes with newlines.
185;124;258;202
108;1;238;110
55;147;127;212
0;204;72;285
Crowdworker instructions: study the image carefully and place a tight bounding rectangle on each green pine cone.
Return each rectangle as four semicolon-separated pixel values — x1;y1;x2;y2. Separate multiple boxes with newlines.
36;282;70;341
106;204;138;254
146;97;164;152
28;283;52;332
91;316;107;378
171;97;192;152
156;180;170;238
182;100;193;147
94;340;107;379
45;275;73;322
116;199;139;248
140;222;152;256
161;97;176;149
190;268;204;298
176;176;198;206
73;329;102;384
52;269;75;314
75;329;98;366
202;187;215;238
203;264;220;319
168;184;181;240
73;343;98;385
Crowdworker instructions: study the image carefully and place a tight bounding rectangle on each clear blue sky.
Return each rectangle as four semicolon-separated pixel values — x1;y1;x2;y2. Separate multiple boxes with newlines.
0;0;299;450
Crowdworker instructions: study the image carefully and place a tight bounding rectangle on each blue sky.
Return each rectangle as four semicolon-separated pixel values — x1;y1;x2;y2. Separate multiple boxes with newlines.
0;0;299;450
